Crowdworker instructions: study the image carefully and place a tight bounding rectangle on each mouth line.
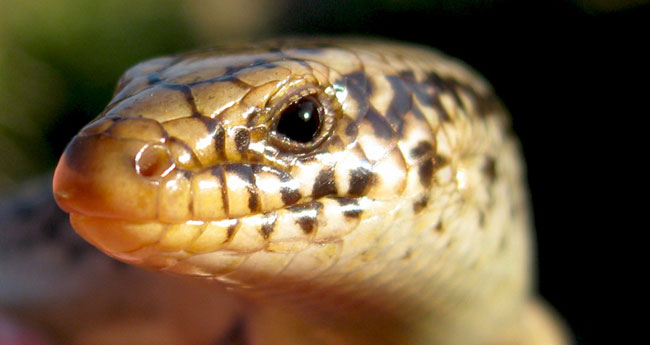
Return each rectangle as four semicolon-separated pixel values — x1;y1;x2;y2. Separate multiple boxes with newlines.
68;211;226;225
66;194;365;225
68;211;245;257
67;195;367;257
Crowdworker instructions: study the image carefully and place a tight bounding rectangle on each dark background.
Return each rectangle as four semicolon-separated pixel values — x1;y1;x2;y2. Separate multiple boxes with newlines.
3;0;644;344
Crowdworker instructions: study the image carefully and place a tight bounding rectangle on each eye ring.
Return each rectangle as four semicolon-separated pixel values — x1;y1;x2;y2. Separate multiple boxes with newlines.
268;89;336;153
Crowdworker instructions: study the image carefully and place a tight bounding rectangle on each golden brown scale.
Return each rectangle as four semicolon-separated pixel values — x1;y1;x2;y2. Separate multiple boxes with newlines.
53;38;569;345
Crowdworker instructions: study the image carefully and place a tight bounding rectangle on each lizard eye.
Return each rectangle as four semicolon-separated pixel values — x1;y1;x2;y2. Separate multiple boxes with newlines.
275;96;321;143
269;92;335;153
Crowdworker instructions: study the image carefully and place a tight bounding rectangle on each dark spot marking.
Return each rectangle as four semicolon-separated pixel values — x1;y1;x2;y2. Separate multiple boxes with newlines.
345;122;358;137
401;249;412;260
385;75;412;132
398;71;436;119
280;187;301;205
434;154;449;168
225;164;254;184
398;70;416;82
225;164;259;212
336;72;371;115
429;95;451;122
445;79;468;111
260;213;277;240
399;71;458;123
234;128;250;153
251;164;293;182
146;72;162;85
161;83;201;117
224;59;277;77
364;107;394;140
211;166;229;216
398;71;429;105
343;71;372;95
287;202;322;234
250;164;265;174
296;217;315;234
427;73;465;111
224;65;245;75
198;116;219;136
452;81;483;114
187;74;244;88
418;160;435;188
348;166;373;197
409;101;427;121
180;169;193;180
226;221;240;242
345;84;368;112
213;124;226;160
434;221;443;233
312;168;337;199
182;168;194;216
328;135;344;151
425;73;449;94
410;141;434;159
336;198;363;218
248;190;259;213
413;195;430;214
483;157;497;182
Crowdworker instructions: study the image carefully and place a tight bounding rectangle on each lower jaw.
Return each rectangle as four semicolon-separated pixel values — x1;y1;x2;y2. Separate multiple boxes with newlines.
69;213;173;264
68;212;281;270
69;213;238;259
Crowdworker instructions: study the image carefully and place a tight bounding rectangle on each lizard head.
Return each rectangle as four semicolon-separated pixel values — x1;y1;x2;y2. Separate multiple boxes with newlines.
52;40;432;279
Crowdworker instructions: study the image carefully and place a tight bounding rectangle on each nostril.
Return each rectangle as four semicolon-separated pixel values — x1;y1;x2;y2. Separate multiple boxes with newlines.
135;144;175;179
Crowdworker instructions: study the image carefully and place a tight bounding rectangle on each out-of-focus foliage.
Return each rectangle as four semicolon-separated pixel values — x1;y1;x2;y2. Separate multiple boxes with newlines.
0;37;65;190
0;0;191;192
1;0;192;84
183;0;281;44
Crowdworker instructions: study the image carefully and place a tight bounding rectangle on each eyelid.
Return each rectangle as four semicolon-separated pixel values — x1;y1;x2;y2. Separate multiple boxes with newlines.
274;95;321;143
267;90;337;153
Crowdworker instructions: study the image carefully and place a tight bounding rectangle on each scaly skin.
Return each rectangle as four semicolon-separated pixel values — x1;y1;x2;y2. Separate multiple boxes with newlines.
52;38;569;344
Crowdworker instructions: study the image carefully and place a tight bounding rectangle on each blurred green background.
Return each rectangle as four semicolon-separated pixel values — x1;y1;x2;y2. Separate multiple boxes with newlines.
0;0;287;191
1;0;646;344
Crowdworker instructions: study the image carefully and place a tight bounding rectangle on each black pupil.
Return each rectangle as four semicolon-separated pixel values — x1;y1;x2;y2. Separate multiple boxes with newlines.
276;97;321;143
